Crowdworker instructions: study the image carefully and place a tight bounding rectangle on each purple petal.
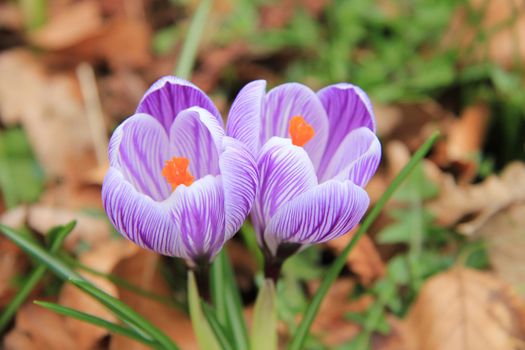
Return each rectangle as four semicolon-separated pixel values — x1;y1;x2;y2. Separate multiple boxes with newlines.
227;80;266;156
262;83;329;169
320;127;381;186
252;137;318;247
219;137;258;238
169;107;225;179
108;113;171;201
317;83;376;168
172;176;225;261
137;76;222;131
102;168;178;256
264;180;369;255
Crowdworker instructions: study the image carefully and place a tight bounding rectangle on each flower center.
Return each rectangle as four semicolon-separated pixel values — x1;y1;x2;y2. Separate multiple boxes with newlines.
289;116;315;147
162;157;194;191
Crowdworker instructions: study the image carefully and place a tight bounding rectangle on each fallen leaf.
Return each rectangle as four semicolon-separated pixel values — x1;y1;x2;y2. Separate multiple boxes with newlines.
58;239;137;349
404;267;525;350
0;49;96;179
110;250;197;350
309;278;371;346
28;0;104;50
4;303;77;350
478;204;525;297
327;232;385;286
428;162;525;235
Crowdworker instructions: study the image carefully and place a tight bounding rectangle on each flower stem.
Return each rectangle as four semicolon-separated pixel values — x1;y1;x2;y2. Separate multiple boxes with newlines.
192;259;211;303
263;243;301;283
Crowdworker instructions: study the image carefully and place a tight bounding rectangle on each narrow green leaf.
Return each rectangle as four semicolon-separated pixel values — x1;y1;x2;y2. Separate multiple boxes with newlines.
0;221;76;332
69;278;179;350
288;131;440;350
201;302;236;350
210;250;249;349
188;271;221;350
250;279;277;350
0;223;80;281
34;301;157;347
174;0;212;79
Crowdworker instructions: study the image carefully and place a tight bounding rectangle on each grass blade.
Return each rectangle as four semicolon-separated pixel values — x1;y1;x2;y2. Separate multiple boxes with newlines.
0;223;80;280
210;250;249;349
69;278;179;350
201;302;236;350
0;221;76;332
34;301;157;347
288;131;440;350
174;0;212;79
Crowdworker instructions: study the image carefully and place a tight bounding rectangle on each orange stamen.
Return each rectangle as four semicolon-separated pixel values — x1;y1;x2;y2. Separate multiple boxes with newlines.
289;116;315;147
162;157;194;191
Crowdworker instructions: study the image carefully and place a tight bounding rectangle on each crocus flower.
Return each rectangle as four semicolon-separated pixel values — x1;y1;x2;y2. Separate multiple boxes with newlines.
227;81;381;260
102;76;258;265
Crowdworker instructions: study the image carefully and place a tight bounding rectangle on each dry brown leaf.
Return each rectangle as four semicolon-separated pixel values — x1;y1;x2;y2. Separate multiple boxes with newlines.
447;103;489;162
28;0;104;50
110;250;197;350
0;49;96;178
4;303;77;350
0;235;28;307
58;239;138;349
404;267;525;350
327;232;385;286
478;203;525;297
428;162;525;235
308;278;371;346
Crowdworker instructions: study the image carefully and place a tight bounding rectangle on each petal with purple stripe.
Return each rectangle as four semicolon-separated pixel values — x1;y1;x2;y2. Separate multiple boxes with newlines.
319;127;381;186
171;175;225;261
219;137;258;238
108;113;171;201
102;168;178;256
252;137;317;247
317;83;376;167
137;76;222;131
227;80;266;156
262;83;329;168
169;107;225;179
263;180;369;255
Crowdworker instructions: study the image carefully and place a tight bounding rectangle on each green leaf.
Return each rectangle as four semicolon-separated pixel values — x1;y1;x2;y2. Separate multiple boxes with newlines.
287;131;440;350
69;278;179;350
34;301;157;347
0;221;76;332
201;302;236;349
250;279;277;350
188;271;221;350
0;128;44;208
174;0;212;79
210;250;249;350
0;223;80;281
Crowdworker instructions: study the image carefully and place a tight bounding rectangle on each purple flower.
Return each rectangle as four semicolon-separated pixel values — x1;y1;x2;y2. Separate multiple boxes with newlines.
102;76;258;265
227;81;381;258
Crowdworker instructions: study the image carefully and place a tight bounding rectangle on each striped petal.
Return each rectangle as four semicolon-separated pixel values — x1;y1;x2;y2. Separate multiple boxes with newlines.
172;176;225;261
219;137;258;238
102;168;179;256
137;76;222;131
262;83;329;169
108;113;171;201
169;107;225;179
252;137;317;247
320;127;381;187
227;80;266;156
264;180;369;255
317;83;376;169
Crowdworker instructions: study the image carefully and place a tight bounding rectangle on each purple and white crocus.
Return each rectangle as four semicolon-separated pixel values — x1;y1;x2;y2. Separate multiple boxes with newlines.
227;81;381;261
102;76;257;265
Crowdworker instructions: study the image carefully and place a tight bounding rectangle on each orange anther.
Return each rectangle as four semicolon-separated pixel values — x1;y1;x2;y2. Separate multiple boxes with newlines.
289;116;315;147
162;157;194;191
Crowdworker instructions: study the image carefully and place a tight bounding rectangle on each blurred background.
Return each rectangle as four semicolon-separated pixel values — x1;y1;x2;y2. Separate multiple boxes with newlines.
0;0;524;349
